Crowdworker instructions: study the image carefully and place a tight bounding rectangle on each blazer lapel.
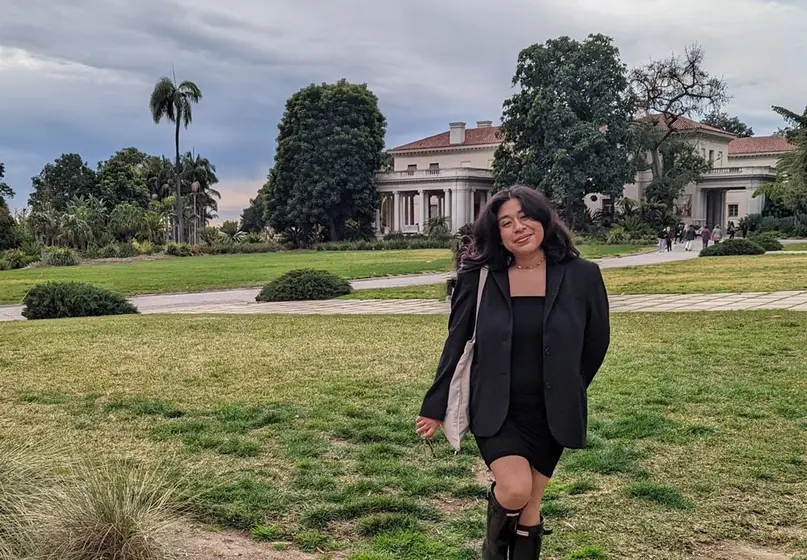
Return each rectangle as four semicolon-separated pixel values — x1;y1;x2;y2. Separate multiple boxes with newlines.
491;266;511;312
544;261;566;324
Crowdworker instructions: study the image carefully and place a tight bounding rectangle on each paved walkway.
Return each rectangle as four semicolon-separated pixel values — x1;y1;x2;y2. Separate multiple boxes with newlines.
2;242;805;322
5;291;807;320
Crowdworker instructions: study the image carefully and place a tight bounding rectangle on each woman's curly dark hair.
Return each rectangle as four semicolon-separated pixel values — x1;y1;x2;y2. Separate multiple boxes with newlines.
461;185;579;271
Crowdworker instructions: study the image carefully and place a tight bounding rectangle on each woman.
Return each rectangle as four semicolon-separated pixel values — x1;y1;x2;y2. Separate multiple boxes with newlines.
684;224;696;251
712;225;722;244
665;226;673;252
415;186;610;559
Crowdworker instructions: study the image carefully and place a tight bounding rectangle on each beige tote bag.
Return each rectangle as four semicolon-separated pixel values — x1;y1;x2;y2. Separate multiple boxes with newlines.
443;266;489;452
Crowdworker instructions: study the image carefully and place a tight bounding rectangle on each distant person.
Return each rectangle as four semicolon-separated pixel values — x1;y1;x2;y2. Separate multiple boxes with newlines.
741;221;749;238
727;223;736;240
701;225;712;249
665;226;673;252
658;228;668;253
416;186;610;560
712;225;722;244
675;223;684;244
684;224;696;251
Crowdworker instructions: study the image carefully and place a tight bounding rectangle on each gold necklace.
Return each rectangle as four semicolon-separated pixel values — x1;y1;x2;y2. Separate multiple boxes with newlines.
515;258;544;270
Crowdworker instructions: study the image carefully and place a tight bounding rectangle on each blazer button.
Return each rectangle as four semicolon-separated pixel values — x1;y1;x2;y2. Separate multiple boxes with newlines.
544;347;551;356
545;382;552;390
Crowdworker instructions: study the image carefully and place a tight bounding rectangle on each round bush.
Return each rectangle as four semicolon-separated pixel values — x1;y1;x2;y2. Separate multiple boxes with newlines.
747;232;783;252
22;282;139;320
43;247;78;267
700;239;765;257
256;269;352;302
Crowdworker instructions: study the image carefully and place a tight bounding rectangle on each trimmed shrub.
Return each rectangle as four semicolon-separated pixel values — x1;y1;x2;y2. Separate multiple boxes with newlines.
748;232;783;251
165;242;191;257
22;282;139;320
256;269;352;302
700;239;765;257
2;249;39;270
133;240;155;255
43;247;78;267
116;243;139;258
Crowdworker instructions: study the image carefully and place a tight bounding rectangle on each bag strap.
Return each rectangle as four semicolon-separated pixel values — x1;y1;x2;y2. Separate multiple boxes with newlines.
470;266;488;344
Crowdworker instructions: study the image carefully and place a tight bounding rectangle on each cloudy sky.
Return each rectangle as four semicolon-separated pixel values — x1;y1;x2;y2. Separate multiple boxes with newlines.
2;0;805;222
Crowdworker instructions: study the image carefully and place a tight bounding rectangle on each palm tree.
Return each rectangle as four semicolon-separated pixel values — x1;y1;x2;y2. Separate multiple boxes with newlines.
180;151;219;243
149;74;202;243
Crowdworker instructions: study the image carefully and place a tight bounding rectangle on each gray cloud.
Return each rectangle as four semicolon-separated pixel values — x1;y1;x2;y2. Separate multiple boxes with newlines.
1;0;805;221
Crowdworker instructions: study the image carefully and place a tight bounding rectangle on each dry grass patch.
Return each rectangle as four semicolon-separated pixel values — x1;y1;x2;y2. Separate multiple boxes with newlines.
602;253;807;294
1;312;806;559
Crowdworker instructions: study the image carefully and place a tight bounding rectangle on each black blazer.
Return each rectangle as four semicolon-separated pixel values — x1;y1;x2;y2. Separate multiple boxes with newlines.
419;257;610;449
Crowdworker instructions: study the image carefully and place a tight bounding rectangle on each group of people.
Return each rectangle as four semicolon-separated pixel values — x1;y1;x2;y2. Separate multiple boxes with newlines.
658;220;746;252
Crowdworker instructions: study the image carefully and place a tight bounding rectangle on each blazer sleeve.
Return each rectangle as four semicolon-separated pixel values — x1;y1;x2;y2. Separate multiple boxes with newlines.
418;269;477;420
581;264;610;388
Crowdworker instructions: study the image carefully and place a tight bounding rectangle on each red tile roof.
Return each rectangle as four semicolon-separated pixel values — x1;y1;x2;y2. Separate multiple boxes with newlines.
389;126;503;152
644;114;735;136
728;136;798;155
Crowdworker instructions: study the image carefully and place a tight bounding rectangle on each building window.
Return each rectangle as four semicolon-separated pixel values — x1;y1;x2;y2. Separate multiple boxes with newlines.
701;148;706;158
718;151;723;165
406;164;416;175
709;150;714;164
428;163;439;175
728;204;739;218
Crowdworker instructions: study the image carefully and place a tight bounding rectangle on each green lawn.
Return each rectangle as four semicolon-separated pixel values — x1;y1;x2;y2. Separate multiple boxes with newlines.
783;242;807;251
0;250;453;305
1;312;805;559
0;245;649;305
603;253;807;294
346;254;807;300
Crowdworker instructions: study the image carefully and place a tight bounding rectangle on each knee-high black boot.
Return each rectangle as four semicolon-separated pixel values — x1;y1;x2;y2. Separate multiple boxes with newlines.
481;484;523;560
509;518;550;559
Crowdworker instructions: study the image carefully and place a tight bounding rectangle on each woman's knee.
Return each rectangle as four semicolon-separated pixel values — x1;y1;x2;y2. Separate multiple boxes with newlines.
494;475;532;509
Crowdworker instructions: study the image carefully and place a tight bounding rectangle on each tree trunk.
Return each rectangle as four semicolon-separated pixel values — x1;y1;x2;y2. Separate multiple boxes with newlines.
174;119;184;243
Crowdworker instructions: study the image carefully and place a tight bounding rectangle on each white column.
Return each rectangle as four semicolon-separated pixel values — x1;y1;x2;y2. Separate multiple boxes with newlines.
747;182;764;215
470;188;477;222
393;191;401;232
451;189;458;232
375;209;381;232
442;188;450;224
419;190;427;232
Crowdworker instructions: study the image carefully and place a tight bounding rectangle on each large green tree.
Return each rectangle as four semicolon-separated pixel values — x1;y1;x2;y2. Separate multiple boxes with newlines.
492;34;635;227
757;105;807;214
96;147;150;208
0;162;20;250
241;179;270;233
264;79;386;242
701;111;754;137
28;153;100;212
149;75;202;243
630;45;728;209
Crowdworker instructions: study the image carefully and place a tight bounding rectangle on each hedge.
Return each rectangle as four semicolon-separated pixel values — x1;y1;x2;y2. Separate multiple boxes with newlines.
256;269;352;302
22;282;139;320
700;239;765;257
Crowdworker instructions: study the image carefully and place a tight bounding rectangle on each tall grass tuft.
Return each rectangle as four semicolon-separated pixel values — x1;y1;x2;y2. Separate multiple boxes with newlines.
29;457;183;560
0;438;60;559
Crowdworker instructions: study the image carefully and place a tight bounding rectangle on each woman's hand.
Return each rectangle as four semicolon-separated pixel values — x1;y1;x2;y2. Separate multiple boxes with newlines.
415;416;442;439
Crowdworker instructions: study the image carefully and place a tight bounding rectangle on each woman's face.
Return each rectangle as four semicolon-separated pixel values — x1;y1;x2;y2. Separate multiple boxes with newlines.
497;198;545;258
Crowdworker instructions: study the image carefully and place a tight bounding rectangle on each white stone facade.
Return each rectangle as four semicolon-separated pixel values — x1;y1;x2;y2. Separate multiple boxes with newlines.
375;119;796;234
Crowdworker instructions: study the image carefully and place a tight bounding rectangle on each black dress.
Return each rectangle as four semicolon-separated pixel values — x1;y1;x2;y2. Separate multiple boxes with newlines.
474;296;565;478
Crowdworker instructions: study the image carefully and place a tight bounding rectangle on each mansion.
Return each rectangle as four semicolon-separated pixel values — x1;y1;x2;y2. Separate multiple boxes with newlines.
374;119;797;234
